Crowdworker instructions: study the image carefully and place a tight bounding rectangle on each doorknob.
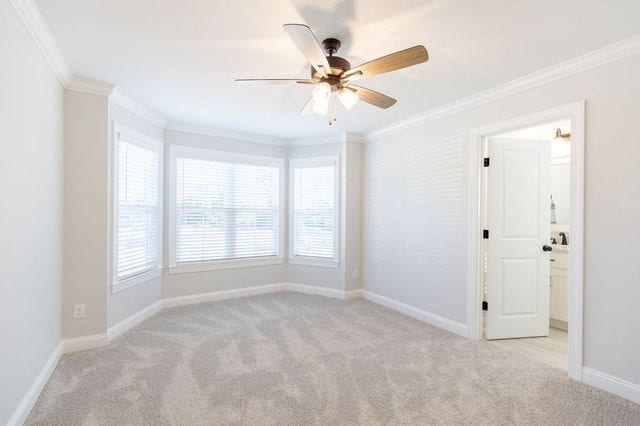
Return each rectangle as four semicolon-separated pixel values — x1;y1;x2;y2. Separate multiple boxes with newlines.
542;245;553;252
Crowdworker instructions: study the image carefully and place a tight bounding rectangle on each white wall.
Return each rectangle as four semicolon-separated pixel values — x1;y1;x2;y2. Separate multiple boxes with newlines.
63;90;109;338
363;54;640;385
0;1;64;423
107;103;164;327
342;140;364;292
550;159;571;227
162;129;288;298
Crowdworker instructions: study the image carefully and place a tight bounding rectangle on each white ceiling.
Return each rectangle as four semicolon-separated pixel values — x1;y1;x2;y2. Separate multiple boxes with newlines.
35;0;640;139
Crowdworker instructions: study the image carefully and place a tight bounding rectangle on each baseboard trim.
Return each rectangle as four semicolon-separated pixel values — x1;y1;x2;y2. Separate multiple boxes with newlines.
162;282;287;308
286;282;348;299
362;290;469;338
582;367;640;405
107;300;164;340
344;289;364;300
61;333;109;353
7;343;63;426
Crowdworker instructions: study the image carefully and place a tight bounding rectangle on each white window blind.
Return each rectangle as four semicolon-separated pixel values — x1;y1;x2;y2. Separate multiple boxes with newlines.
292;160;337;259
116;137;161;280
175;157;281;264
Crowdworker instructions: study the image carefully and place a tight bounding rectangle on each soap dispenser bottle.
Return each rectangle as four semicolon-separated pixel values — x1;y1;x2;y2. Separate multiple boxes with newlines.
550;195;557;224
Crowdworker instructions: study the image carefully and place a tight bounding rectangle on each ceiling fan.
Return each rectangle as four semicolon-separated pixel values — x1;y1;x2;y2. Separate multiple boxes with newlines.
236;24;429;124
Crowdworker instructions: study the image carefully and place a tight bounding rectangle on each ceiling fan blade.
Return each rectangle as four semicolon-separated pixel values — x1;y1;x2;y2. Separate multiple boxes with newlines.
349;85;397;109
299;97;316;115
235;78;314;85
283;24;331;77
341;45;428;83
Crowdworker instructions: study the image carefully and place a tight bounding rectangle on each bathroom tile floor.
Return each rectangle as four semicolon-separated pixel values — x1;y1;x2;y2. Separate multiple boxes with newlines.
491;327;568;370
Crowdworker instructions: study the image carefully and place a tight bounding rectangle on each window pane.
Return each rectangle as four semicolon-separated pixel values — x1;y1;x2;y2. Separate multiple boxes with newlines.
117;141;160;279
293;165;335;258
176;157;280;263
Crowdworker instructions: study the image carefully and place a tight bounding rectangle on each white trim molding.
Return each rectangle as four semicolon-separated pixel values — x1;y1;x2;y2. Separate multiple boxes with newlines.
10;0;168;127
287;135;342;147
286;282;348;299
111;268;162;294
111;88;167;128
582;368;640;405
288;256;340;268
166;121;288;146
285;132;364;147
344;289;364;300
169;257;284;274
365;34;640;141
107;300;163;340
162;283;288;308
9;0;72;84
61;333;109;353
362;290;469;338
466;101;585;381
66;77;115;96
6;343;63;426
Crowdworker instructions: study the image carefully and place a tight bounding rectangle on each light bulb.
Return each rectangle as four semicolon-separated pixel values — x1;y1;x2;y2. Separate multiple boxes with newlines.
312;82;332;101
312;96;330;115
338;87;359;110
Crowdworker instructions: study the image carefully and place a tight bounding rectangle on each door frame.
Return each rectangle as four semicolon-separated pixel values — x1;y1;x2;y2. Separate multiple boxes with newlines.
466;101;585;380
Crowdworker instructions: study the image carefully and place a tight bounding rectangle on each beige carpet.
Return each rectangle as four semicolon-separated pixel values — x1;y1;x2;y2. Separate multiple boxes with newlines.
27;292;640;425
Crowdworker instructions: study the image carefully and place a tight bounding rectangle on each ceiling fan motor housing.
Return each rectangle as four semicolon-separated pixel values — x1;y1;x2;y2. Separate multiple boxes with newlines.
312;39;351;85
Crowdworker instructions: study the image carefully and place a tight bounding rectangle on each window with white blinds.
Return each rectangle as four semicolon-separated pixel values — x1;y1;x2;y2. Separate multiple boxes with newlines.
290;157;339;262
171;148;283;266
113;126;162;285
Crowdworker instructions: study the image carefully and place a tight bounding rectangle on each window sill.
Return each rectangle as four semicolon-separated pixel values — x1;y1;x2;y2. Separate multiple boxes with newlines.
111;267;162;294
169;257;284;274
288;256;340;268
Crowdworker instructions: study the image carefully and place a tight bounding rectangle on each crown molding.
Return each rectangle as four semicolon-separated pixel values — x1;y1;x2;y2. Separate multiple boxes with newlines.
66;77;115;96
12;0;168;128
365;33;640;141
110;88;167;128
343;132;365;144
285;132;364;147
166;122;288;146
10;0;72;85
287;135;343;147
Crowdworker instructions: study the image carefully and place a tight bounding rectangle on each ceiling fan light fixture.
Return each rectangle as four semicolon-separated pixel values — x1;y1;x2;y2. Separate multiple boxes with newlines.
338;87;359;110
312;82;332;101
236;24;429;124
312;97;330;115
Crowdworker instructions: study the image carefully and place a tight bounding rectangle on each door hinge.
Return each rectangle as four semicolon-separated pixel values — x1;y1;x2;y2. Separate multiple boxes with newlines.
483;229;489;239
483;157;490;167
482;301;488;311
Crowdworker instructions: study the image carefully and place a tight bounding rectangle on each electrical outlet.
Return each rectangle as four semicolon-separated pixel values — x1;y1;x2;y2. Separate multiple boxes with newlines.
73;304;85;319
353;269;359;279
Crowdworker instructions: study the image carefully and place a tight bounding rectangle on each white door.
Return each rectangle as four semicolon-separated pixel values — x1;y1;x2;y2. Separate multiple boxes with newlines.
486;137;551;339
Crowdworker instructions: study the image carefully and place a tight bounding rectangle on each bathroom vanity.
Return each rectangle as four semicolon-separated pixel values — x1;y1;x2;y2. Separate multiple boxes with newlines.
550;244;569;328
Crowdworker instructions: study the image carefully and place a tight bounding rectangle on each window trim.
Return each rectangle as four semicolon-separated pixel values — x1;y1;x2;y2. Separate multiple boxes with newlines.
111;123;164;293
168;145;285;273
288;156;340;267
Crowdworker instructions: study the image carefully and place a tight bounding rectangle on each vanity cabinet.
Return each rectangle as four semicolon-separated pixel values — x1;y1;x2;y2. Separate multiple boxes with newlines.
550;250;569;322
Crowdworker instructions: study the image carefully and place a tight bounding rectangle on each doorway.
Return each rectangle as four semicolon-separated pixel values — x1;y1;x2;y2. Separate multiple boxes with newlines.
484;120;571;370
467;102;585;380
